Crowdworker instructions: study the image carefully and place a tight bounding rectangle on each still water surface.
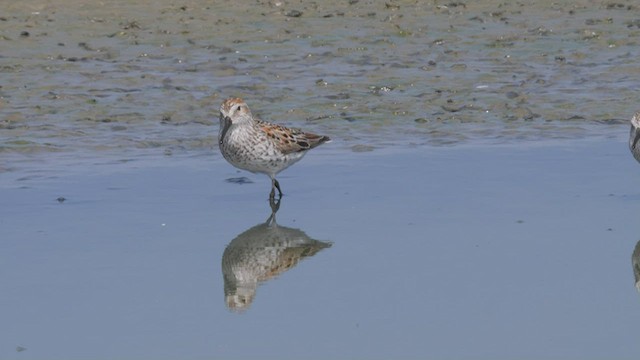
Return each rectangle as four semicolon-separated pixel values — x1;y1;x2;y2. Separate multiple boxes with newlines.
2;136;640;358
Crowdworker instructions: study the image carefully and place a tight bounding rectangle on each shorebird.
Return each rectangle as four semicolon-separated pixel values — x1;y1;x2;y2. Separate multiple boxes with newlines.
218;98;330;198
629;112;640;163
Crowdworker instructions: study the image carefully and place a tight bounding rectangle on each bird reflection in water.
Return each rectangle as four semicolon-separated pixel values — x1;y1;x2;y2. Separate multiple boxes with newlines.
221;198;332;312
633;240;640;293
628;113;640;292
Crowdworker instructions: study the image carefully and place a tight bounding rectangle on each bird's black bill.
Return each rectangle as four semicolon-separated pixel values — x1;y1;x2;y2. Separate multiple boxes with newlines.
220;115;232;144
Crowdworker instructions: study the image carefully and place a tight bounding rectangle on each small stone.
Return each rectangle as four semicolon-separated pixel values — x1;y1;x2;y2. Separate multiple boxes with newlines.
325;92;350;100
351;144;375;152
226;177;253;184
385;3;400;10
285;10;303;17
369;85;393;94
78;42;93;51
442;103;465;113
20;31;30;37
506;91;519;99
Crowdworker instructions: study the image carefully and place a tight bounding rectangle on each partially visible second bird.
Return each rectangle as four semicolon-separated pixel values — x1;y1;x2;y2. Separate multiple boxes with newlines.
630;112;640;163
218;98;330;198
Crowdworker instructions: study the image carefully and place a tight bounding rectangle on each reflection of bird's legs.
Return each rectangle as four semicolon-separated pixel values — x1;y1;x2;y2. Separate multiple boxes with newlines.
269;177;283;199
267;196;281;226
269;196;281;214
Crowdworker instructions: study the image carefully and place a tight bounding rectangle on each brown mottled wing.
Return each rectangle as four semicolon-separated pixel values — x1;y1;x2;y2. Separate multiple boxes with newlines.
258;120;330;155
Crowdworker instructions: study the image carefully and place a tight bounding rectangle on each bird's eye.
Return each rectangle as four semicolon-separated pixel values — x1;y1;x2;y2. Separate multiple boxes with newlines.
236;106;241;111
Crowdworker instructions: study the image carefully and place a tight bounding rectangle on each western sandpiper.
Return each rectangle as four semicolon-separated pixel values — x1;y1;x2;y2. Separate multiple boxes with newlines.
218;97;330;198
630;112;640;164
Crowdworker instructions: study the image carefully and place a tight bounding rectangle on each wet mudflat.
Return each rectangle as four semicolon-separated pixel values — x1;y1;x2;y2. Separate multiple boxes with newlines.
2;0;640;162
2;0;640;359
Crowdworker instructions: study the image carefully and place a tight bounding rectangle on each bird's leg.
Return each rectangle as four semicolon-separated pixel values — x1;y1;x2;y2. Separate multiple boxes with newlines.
272;178;283;198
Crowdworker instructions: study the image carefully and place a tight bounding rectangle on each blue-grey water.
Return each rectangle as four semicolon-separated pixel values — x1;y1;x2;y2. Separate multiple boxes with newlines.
2;0;640;359
3;134;640;359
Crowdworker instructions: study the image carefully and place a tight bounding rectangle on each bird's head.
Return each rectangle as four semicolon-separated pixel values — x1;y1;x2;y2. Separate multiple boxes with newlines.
220;97;253;126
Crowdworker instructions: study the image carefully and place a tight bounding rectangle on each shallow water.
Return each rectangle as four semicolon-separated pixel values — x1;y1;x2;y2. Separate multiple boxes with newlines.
2;0;640;358
2;137;640;359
